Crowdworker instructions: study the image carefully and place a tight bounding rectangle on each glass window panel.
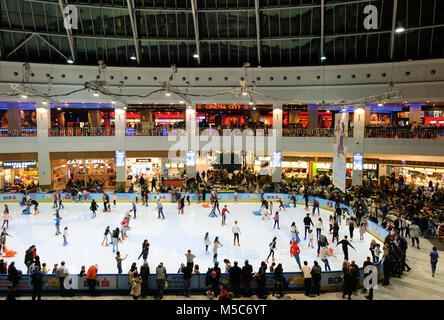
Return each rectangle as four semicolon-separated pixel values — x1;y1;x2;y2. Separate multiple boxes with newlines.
300;38;311;64
418;28;432;57
367;33;379;61
311;7;321;35
289;9;301;37
380;0;394;30
334;5;345;34
345;35;356;62
324;7;334;35
198;13;208;38
420;0;435;27
206;12;218;38
407;0;420;28
406;29;419;58
300;8;313;35
378;33;390;60
334;36;345;64
435;0;444;24
156;13;167;37
356;35;367;63
228;12;239;38
280;9;290;37
431;27;444;57
393;31;406;60
268;12;280;37
396;0;407;29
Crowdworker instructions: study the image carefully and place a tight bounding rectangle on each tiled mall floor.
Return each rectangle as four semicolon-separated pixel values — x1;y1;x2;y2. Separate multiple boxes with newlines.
11;239;443;301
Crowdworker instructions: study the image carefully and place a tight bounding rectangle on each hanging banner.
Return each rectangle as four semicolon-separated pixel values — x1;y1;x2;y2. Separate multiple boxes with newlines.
333;112;349;192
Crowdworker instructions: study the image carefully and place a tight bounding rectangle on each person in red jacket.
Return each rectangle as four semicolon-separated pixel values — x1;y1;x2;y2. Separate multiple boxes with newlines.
290;240;302;270
86;264;99;296
221;205;230;226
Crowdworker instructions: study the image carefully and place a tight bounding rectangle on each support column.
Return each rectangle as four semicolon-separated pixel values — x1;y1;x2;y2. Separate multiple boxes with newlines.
115;103;127;187
88;109;101;135
8;103;21;136
364;106;371;125
307;105;319;129
271;105;282;183
352;105;365;186
36;102;51;191
186;105;197;178
408;105;422;124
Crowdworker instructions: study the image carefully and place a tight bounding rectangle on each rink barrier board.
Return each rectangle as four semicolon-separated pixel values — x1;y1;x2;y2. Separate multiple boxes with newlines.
0;192;385;294
0;264;383;294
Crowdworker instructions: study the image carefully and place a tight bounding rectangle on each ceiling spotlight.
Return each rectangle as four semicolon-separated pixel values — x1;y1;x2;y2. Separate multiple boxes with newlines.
67;58;74;64
124;106;127;110
378;103;383;106
320;56;327;61
165;92;171;97
193;53;199;59
42;100;48;105
242;92;247;96
249;102;253;105
93;92;99;97
111;101;116;104
21;94;27;99
395;27;405;33
57;107;61;111
179;100;184;104
130;56;137;61
342;108;347;112
253;107;256;110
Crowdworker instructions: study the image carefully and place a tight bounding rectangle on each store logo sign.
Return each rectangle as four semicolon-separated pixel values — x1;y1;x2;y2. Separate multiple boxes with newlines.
67;160;106;165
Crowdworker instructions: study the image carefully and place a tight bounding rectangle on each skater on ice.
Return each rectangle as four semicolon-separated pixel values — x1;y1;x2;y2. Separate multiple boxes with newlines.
221;205;230;226
303;213;314;240
2;205;10;229
204;232;211;254
90;199;98;218
265;237;277;263
232;221;241;246
138;240;150;264
156;198;165;219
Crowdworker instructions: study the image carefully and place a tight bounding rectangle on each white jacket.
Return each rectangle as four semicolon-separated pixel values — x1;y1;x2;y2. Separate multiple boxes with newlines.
232;225;240;234
316;221;323;229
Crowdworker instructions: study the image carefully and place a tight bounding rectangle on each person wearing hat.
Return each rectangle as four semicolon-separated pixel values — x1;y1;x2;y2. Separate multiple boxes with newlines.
86;264;99;296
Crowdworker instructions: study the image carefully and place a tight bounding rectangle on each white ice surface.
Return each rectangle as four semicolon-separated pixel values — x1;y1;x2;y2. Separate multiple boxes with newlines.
2;201;382;274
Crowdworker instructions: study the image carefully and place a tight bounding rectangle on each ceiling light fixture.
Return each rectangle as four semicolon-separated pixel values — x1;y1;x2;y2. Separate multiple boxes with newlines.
130;56;137;61
395;27;405;33
21;94;27;99
67;58;74;64
93;92;99;97
193;53;199;59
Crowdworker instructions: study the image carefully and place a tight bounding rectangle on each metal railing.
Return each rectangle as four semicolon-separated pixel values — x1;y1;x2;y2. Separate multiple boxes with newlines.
49;127;115;136
125;127;187;136
0;128;37;137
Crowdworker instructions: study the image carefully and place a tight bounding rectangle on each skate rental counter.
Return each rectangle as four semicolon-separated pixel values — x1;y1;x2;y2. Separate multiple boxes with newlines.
0;192;386;294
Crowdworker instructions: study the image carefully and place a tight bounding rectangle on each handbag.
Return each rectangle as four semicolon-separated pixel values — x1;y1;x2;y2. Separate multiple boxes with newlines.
164;281;168;289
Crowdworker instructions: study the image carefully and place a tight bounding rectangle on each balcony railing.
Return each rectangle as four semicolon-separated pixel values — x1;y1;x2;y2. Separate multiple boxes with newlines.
49;127;115;136
125;127;187;136
198;126;274;136
0;128;37;137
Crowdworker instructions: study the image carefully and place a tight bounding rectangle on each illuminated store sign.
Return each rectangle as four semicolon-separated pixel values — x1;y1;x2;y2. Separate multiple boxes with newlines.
196;104;250;110
67;160;108;165
2;161;37;169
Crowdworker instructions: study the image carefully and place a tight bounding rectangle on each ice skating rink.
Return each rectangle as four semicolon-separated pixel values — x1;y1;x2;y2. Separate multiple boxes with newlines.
2;201;382;274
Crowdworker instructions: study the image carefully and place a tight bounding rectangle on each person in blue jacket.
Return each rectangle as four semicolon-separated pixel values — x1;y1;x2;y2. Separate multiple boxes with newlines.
430;246;439;277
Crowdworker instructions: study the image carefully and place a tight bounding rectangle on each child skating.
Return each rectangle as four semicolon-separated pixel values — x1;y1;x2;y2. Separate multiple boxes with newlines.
278;198;286;211
102;226;111;246
232;221;241;246
273;211;280;229
308;229;314;248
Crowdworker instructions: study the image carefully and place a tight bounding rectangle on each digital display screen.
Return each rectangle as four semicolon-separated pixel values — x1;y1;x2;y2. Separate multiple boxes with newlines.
116;150;125;167
353;153;363;171
186;151;195;166
272;151;282;167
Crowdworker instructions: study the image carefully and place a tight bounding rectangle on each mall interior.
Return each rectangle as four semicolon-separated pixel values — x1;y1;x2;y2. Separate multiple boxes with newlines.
0;0;443;302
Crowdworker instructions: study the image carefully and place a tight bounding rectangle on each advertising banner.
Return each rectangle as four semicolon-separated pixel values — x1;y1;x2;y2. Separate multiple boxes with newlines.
333;112;349;192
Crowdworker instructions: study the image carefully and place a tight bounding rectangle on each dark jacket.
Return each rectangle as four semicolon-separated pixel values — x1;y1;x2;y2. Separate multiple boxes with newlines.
140;265;150;281
138;244;150;259
228;265;242;285
24;249;33;265
311;265;322;280
31;270;44;287
274;265;283;282
181;266;192;280
7;265;21;283
241;264;253;282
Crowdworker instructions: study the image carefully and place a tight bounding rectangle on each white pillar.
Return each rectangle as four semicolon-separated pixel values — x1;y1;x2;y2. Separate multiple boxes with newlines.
352;105;365;186
36;102;51;191
271;105;283;183
114;103;127;185
186;105;197;178
364;106;371;125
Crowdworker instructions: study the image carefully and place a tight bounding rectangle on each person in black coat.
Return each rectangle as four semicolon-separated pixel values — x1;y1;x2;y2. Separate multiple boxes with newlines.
140;263;150;298
90;199;98;218
256;261;267;298
7;262;22;288
228;261;242;298
211;262;221;295
31;265;44;300
273;263;284;298
336;236;356;261
138;240;150;264
241;260;253;297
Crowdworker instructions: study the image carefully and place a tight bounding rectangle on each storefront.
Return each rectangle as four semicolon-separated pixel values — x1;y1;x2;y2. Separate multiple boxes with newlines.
282;161;309;181
49;103;115;136
51;153;116;191
125;104;185;136
0;160;39;190
196;104;273;132
126;157;162;184
386;166;444;187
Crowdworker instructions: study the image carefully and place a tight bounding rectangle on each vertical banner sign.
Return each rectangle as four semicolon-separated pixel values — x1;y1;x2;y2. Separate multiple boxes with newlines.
333;112;349;192
116;150;125;167
186;151;195;166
